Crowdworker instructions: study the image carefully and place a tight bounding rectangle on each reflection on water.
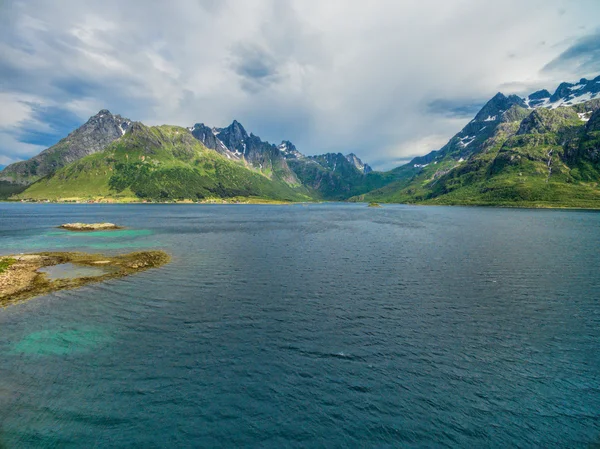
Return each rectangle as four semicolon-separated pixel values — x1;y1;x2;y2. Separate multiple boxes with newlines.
38;263;116;280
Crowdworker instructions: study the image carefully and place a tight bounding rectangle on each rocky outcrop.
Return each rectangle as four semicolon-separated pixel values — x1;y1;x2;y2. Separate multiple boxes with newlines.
345;153;373;174
0;251;170;307
59;223;122;231
190;123;241;160
473;93;527;122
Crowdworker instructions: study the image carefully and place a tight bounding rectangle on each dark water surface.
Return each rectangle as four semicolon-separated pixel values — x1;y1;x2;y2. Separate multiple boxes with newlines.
0;203;599;447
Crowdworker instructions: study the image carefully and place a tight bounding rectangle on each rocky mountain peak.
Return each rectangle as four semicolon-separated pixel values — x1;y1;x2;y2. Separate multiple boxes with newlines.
278;140;304;159
526;89;552;107
550;82;576;103
227;120;248;137
0;109;132;185
530;76;600;108
188;122;241;160
214;120;250;155
345;153;373;174
473;93;526;122
529;89;551;100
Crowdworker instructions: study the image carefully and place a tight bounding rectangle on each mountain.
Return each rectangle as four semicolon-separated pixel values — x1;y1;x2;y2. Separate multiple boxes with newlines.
0;110;131;186
358;75;600;208
282;150;392;200
189;120;300;186
187;121;386;199
15;123;311;202
2;110;385;202
345;153;373;174
189;123;240;161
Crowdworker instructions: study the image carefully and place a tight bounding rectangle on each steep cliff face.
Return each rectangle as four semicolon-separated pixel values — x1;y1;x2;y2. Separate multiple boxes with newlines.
0;110;131;185
189;120;300;186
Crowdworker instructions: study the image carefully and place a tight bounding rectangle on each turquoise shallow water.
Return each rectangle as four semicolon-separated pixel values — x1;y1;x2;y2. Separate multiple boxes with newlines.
38;263;116;280
0;203;600;447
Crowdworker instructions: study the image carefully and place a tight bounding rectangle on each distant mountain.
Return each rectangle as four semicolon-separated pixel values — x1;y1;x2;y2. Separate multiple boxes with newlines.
2;110;384;202
345;153;373;174
358;75;600;208
0;110;131;185
15;123;310;202
0;165;4;171
281;150;390;200
537;77;600;107
187;120;392;200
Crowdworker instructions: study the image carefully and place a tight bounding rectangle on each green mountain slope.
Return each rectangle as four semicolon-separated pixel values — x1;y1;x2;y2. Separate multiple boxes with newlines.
358;99;600;208
16;123;312;202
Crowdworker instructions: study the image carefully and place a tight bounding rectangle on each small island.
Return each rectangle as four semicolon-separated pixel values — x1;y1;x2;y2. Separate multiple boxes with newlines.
0;251;170;307
59;222;123;231
368;202;382;208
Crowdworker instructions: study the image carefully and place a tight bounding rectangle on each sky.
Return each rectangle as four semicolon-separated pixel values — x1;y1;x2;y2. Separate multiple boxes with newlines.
1;0;600;170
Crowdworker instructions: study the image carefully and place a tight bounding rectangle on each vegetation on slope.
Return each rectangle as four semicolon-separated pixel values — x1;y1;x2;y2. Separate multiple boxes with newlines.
357;100;600;208
16;124;311;202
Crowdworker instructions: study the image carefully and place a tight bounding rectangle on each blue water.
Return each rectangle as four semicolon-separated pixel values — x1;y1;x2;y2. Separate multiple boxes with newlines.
0;203;599;447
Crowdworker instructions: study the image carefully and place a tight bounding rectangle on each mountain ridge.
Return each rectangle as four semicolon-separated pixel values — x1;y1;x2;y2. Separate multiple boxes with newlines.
356;75;600;208
1;112;382;201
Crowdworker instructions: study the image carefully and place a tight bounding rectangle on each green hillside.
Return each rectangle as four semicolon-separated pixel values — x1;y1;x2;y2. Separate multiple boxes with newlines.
356;100;600;208
16;123;312;202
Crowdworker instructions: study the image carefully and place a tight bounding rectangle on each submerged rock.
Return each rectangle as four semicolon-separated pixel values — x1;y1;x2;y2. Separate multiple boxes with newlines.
59;222;122;231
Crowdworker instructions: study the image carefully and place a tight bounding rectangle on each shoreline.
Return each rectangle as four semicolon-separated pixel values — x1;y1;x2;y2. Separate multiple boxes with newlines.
0;251;170;307
2;199;600;210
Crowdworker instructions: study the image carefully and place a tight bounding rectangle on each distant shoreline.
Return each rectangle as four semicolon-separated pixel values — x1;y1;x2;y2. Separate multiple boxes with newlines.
2;199;600;210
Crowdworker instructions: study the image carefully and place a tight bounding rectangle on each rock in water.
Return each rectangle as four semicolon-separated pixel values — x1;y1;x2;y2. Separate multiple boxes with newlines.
59;222;122;231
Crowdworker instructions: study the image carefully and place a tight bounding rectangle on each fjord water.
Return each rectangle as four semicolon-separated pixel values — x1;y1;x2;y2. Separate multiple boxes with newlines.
1;204;599;447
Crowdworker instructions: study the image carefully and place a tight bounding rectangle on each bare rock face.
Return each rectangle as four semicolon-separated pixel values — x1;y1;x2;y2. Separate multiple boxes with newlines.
0;110;131;185
190;119;301;185
345;153;373;174
58;223;122;231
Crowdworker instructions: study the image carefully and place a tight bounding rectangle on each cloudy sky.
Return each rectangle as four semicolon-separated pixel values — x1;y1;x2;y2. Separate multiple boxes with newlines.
1;0;600;170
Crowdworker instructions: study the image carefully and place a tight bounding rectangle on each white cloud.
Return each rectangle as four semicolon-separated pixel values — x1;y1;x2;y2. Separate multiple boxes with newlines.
0;131;46;161
0;0;599;169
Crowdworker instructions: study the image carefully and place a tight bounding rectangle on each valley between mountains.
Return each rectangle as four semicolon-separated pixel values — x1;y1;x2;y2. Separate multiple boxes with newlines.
2;75;600;208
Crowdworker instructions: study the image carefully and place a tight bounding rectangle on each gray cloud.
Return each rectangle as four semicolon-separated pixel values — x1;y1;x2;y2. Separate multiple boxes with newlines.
0;0;599;169
231;44;281;92
426;99;488;119
543;29;600;76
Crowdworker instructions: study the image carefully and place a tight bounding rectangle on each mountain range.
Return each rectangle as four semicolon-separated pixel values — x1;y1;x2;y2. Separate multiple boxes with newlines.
2;75;600;207
0;111;381;202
